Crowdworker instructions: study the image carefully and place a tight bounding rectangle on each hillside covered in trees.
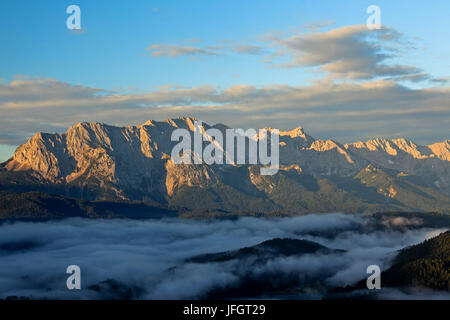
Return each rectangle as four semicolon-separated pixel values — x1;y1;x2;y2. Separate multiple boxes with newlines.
382;230;449;290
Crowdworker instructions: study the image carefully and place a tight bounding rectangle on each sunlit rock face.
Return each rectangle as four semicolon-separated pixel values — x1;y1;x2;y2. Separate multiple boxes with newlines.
1;118;449;214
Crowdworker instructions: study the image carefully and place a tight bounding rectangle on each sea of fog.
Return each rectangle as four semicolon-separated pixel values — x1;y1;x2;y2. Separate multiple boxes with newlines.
0;213;447;299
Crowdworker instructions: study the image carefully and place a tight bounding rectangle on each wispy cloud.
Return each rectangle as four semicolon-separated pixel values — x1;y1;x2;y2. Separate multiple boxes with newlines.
233;45;266;55
146;44;219;57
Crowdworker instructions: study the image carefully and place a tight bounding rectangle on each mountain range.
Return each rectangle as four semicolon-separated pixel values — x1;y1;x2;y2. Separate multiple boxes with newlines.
0;117;449;216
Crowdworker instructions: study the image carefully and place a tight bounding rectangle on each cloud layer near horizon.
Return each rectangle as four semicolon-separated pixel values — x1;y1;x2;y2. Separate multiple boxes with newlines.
0;76;449;146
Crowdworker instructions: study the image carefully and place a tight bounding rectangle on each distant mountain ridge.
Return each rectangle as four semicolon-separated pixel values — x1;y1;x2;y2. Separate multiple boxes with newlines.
1;118;449;215
187;238;340;264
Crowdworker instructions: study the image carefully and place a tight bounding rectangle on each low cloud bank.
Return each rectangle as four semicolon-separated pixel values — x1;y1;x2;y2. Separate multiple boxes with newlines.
0;214;447;299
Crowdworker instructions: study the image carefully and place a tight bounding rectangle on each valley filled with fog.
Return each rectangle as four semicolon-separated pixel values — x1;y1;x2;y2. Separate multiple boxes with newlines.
0;213;448;300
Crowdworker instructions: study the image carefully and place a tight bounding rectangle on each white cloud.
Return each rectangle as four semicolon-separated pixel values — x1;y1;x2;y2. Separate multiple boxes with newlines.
270;25;425;80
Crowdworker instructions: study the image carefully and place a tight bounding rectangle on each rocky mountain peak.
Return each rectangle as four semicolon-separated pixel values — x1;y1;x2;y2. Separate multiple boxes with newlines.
279;126;307;138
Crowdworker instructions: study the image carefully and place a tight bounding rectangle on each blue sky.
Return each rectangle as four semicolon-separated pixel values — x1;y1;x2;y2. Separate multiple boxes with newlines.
1;0;449;89
0;0;449;161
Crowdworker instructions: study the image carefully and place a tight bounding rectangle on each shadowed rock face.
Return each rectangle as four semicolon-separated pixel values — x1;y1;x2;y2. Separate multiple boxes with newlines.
1;118;449;215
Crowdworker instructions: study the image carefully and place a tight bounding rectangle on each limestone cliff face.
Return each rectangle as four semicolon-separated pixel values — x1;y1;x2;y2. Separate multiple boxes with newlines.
164;160;216;197
428;140;450;161
345;138;450;195
1;118;449;213
4;118;231;201
345;138;449;160
260;127;363;177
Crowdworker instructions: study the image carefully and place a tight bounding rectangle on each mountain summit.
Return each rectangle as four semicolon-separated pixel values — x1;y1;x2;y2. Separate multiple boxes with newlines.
1;118;449;215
